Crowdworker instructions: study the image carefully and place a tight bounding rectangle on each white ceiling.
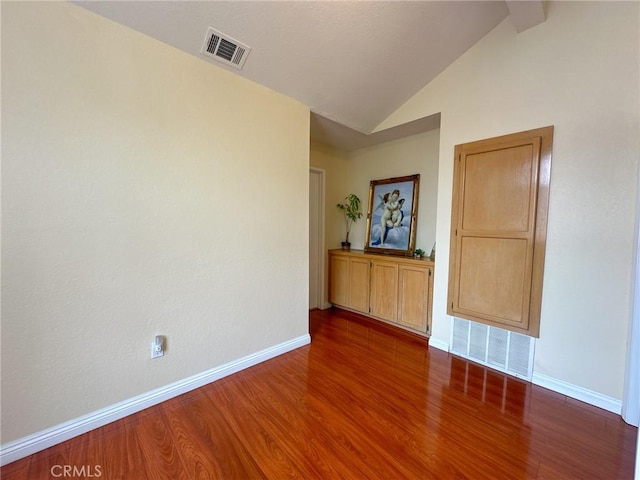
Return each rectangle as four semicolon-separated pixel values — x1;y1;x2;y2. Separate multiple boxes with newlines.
74;1;545;151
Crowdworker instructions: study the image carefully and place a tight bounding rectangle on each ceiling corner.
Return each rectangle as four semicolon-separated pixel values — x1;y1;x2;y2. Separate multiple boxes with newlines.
506;0;546;33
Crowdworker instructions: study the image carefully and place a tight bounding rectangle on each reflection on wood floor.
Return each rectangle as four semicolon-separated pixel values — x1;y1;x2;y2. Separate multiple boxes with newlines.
2;307;637;479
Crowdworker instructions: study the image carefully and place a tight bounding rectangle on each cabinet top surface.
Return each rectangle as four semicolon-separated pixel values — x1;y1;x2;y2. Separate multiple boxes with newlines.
329;249;435;267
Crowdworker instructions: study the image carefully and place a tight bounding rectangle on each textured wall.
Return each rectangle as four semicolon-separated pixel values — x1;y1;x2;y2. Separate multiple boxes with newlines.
2;2;309;442
378;1;640;400
345;130;440;254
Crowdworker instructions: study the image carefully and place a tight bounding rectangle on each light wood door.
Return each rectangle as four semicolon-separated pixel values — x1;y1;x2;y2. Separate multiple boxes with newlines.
370;260;398;322
398;265;430;332
349;258;370;313
309;170;320;309
448;126;553;337
329;254;349;307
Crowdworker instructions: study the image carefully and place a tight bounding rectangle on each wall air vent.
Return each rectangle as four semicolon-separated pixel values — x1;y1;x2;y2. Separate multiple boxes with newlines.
450;317;535;381
201;27;251;70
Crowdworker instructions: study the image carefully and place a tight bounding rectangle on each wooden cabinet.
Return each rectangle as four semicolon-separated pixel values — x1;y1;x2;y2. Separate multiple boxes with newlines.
329;253;369;314
448;126;552;337
329;254;349;307
348;257;371;313
370;260;398;322
398;264;431;332
329;250;434;336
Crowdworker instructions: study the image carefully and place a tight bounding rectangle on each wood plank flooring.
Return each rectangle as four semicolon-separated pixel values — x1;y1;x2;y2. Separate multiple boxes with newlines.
2;308;637;479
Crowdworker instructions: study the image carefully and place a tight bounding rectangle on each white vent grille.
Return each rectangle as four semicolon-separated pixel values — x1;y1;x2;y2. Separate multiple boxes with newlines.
201;27;251;70
451;318;535;380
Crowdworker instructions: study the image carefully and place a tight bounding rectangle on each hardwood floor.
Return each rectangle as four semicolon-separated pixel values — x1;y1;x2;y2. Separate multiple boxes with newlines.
2;308;637;479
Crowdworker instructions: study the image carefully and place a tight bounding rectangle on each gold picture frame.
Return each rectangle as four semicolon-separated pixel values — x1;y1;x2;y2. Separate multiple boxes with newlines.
364;174;420;256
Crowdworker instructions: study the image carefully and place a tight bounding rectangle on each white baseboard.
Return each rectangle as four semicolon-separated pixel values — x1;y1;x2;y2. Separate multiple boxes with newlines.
2;333;622;466
532;372;622;415
426;338;622;415
428;337;449;352
0;334;311;467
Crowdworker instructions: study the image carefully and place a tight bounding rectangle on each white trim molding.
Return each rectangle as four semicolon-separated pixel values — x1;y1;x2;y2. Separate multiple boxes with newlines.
429;336;622;414
621;162;640;427
532;372;622;415
0;334;311;467
428;337;450;353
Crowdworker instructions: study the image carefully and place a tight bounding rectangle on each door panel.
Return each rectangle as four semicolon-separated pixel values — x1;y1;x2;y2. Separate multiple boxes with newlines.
371;261;398;322
349;258;370;313
462;144;536;232
329;255;349;307
448;126;553;337
309;171;320;308
457;237;530;327
398;265;428;331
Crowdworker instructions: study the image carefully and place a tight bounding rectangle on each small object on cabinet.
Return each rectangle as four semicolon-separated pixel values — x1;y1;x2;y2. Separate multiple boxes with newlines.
337;193;363;250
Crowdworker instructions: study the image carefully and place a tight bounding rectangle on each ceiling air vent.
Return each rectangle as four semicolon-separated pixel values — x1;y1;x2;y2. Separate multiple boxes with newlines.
200;27;251;70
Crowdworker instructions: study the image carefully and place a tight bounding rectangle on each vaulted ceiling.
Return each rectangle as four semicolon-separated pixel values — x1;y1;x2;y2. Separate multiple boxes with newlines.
74;1;545;151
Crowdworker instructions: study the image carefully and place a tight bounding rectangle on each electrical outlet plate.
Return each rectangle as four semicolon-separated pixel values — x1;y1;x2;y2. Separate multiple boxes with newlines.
151;338;164;359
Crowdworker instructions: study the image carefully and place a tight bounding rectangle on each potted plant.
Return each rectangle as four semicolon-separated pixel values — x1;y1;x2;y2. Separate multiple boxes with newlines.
336;194;363;250
414;248;425;259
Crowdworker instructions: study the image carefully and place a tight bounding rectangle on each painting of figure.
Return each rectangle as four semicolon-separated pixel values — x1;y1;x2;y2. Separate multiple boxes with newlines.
365;175;419;256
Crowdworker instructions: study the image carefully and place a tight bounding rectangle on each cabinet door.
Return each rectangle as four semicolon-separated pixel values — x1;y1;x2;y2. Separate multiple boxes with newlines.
329;255;349;307
370;261;398;322
448;126;552;337
349;258;370;313
398;265;429;332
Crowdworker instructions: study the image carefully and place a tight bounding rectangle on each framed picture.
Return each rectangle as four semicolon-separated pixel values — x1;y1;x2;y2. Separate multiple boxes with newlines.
365;174;420;256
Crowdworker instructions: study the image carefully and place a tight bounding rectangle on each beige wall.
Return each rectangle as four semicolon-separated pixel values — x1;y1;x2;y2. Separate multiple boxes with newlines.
309;143;349;252
309;143;348;308
311;131;440;252
378;1;640;400
310;131;439;307
2;2;309;442
345;130;439;253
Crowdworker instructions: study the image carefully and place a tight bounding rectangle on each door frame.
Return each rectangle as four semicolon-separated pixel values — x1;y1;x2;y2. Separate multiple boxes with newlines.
622;168;640;428
310;168;328;309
